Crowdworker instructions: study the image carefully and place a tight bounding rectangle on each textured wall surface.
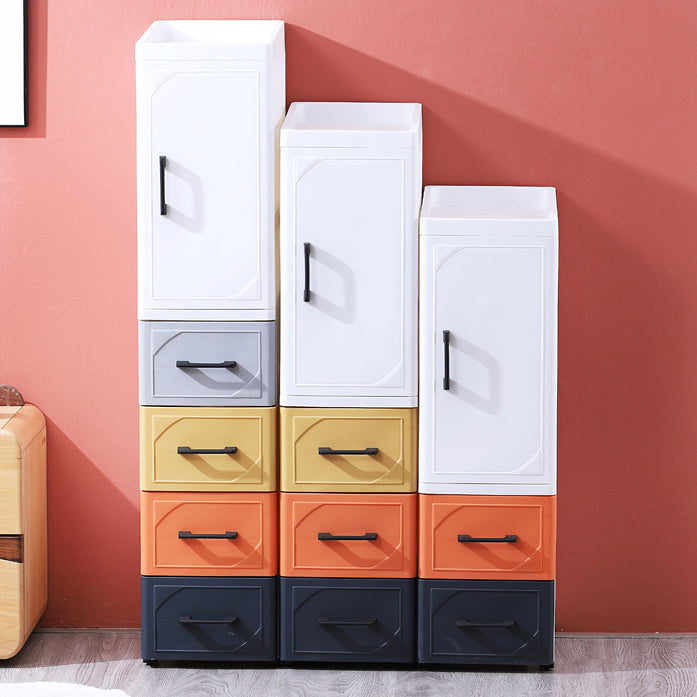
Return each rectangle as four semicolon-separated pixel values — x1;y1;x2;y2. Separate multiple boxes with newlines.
0;0;695;630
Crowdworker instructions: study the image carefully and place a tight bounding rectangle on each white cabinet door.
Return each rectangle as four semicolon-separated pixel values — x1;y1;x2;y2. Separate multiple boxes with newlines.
419;236;557;494
280;149;418;406
138;65;275;319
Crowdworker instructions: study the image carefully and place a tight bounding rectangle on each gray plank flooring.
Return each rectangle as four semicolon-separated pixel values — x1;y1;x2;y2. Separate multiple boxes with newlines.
1;631;697;697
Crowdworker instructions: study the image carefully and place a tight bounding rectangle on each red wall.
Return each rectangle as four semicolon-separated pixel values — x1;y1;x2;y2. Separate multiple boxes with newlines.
0;0;695;630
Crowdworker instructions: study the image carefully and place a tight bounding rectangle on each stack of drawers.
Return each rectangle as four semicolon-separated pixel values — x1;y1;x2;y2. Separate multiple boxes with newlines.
278;102;422;663
136;21;285;664
416;186;558;667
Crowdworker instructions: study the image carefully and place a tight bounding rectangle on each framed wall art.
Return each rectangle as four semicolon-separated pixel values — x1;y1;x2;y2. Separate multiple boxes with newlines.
0;0;27;127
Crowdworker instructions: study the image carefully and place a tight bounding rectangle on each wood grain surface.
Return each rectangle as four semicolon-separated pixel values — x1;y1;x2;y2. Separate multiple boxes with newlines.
0;536;22;563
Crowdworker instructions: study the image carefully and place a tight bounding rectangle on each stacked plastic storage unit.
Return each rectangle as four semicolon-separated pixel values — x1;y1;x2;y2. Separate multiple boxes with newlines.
417;186;558;667
135;21;284;664
278;102;422;663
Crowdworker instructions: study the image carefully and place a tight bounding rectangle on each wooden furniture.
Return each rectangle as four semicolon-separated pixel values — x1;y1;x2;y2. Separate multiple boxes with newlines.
0;404;47;659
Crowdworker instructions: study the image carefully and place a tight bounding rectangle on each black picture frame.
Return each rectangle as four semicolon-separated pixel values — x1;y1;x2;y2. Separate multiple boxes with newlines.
0;0;28;127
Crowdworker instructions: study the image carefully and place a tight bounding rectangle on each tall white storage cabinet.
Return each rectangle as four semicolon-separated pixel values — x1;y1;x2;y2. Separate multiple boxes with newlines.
136;21;285;321
418;186;558;496
279;102;422;407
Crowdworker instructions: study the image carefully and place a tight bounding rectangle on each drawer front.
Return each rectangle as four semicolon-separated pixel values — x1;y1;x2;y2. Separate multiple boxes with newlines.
141;576;277;661
280;577;415;663
139;320;276;407
280;408;416;493
140;407;277;492
417;579;555;666
280;493;417;578
419;495;556;580
141;491;277;576
0;559;22;659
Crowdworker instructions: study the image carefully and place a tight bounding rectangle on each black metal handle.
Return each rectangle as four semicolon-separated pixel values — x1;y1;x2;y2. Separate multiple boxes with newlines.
303;242;311;302
458;534;518;543
177;446;237;455
178;616;238;625
159;155;167;215
317;532;378;541
318;447;378;456
176;360;237;369
316;617;377;626
178;530;238;540
443;329;451;390
456;619;516;628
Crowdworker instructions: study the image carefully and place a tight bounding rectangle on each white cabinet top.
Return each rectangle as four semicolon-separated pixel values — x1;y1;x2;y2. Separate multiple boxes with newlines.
281;102;422;148
136;20;284;61
420;186;557;236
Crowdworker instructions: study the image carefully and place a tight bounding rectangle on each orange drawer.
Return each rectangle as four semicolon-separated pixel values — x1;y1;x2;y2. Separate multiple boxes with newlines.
141;492;277;577
419;494;556;580
280;493;417;578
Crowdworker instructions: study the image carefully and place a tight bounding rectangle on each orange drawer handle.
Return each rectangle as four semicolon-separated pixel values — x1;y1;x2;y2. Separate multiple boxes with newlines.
178;530;238;540
178;616;238;625
177;446;238;455
316;617;377;626
457;534;517;543
317;532;378;541
456;619;516;629
318;447;378;456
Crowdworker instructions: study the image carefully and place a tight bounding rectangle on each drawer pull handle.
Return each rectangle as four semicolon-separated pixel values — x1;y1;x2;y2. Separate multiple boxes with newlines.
178;616;238;625
176;360;237;369
318;447;378;456
443;329;451;390
178;530;238;540
456;619;516;629
316;616;377;626
458;534;518;543
317;532;378;541
177;446;238;455
303;242;311;302
159;155;167;215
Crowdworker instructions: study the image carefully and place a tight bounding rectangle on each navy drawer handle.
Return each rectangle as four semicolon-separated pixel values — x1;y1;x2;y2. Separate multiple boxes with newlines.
159;155;167;215
176;360;237;369
303;242;311;302
443;329;451;390
178;616;238;625
178;530;238;540
318;447;378;456
317;532;378;541
177;446;238;455
316;617;377;626
458;534;518;543
456;619;516;629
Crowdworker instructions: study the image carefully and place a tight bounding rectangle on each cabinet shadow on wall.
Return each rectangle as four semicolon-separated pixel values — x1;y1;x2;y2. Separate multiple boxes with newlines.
285;25;697;632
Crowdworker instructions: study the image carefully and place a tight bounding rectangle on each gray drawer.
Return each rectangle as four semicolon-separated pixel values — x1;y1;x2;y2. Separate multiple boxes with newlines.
139;321;276;406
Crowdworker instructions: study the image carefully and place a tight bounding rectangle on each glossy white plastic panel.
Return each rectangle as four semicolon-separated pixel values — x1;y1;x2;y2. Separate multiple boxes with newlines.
280;118;421;407
419;187;558;495
136;22;284;320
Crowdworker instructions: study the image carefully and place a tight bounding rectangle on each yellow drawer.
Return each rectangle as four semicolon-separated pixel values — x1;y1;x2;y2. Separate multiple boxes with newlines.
140;407;276;492
280;408;416;493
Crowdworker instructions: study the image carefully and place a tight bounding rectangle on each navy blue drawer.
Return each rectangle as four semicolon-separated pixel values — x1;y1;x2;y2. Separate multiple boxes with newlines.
280;577;415;663
141;576;277;662
418;579;554;666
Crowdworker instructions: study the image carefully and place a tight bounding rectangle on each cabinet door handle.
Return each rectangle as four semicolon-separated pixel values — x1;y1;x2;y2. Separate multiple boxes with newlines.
176;360;237;369
316;617;377;626
178;616;238;625
457;534;518;543
159;155;167;215
178;530;238;540
455;619;516;629
317;447;378;456
303;242;311;302
177;446;237;455
443;329;451;390
317;532;378;541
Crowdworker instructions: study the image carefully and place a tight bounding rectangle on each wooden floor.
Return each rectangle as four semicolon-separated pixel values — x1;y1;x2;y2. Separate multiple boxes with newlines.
1;631;697;697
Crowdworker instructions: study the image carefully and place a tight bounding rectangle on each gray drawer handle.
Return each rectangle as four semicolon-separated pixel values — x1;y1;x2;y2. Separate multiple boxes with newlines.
316;617;377;626
456;619;516;628
177;446;238;455
176;360;237;369
178;530;238;540
318;447;378;456
178;616;238;625
317;532;378;541
458;534;517;543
